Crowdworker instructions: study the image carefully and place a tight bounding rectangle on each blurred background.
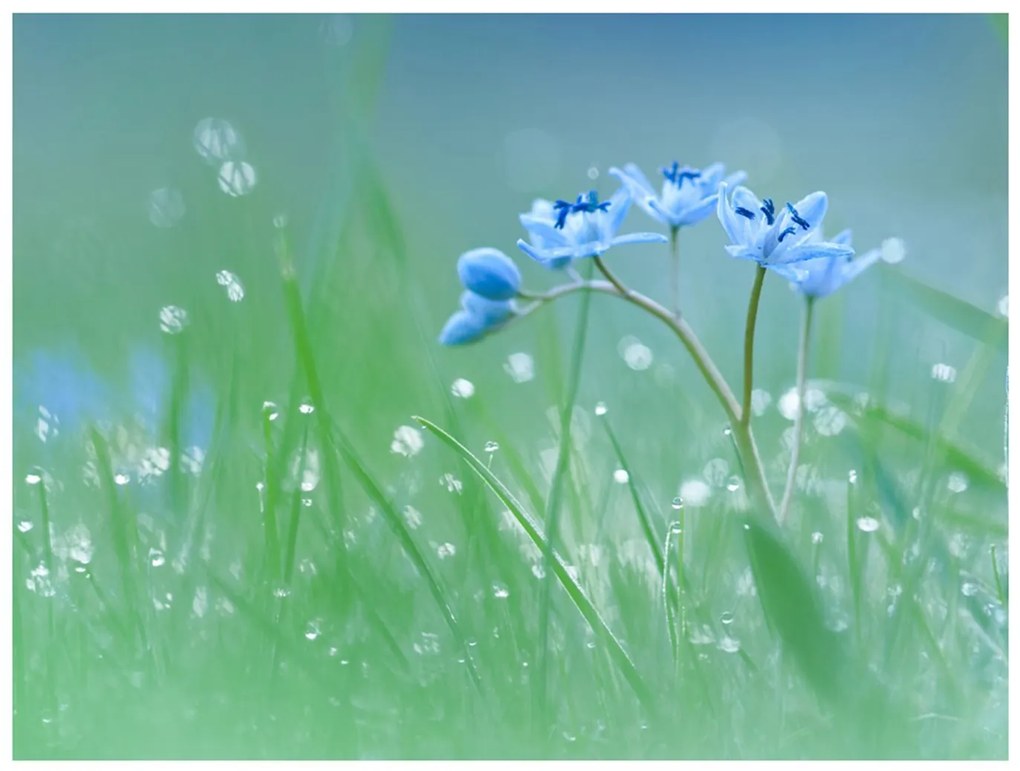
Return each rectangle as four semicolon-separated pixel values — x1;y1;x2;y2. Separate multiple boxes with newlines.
12;14;1008;759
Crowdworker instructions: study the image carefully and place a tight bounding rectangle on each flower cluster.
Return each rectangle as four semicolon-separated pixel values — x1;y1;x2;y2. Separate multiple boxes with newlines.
439;157;892;344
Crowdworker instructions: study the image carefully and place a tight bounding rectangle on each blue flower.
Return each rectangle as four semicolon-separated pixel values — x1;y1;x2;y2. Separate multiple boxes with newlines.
610;161;746;229
717;184;854;267
457;247;521;300
769;229;884;299
15;348;109;436
516;188;667;268
440;265;518;346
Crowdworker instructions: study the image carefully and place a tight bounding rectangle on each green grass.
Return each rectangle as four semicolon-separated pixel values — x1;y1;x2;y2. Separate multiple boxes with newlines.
12;16;1007;761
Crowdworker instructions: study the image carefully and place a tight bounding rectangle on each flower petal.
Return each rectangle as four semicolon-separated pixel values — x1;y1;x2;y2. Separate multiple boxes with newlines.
674;194;719;227
457;247;521;300
610;231;669;248
460;290;513;325
609;164;655;197
774;241;854;265
516;238;577;267
601;186;633;240
439;310;488;346
831;228;853;247
725;244;762;262
787;191;828;232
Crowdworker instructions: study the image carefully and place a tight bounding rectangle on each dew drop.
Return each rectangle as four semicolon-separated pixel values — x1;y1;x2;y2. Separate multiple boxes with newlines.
880;237;906;264
215;269;245;302
930;362;957;383
856;516;880;533
750;389;772;416
484;440;500;453
439;473;463;494
217;161;257;197
678;479;711;507
619;336;653;371
436;542;456;559
451;378;475;399
778;388;801;420
114;473;130;486
262;401;280;421
304;620;322;641
717;636;741;654
587;166;599;180
148;548;165;568
594;401;608;417
25;472;42;486
848;469;858;485
193;117;246;164
17;520;33;533
390;425;424;457
725;476;741;493
504;352;535;383
402;505;422;529
613;468;630;484
298;402;315;415
811;531;824;545
947;472;969;494
492;584;510;599
961;582;979;598
671;496;684;510
159;305;189;335
720;611;734;625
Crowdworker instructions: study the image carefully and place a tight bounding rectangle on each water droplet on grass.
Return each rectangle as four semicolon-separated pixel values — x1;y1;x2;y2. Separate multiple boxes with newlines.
678;479;710;507
215;269;245;302
671;496;684;510
619;336;653;371
947;472;969;493
217;160;257;197
778;388;801;420
613;468;630;484
848;469;858;485
492;584;510;599
193;117;245;164
262;401;280;421
439;473;462;494
159;305;189;334
450;378;475;398
856;516;880;533
717;636;740;653
298;402;315;415
25;471;41;486
304;620;322;641
725;477;741;493
961;582;979;597
484;440;500;453
931;362;957;383
114;473;130;486
750;389;772;416
17;520;33;533
880;237;906;264
720;611;734;625
504;352;535;383
594;401;608;416
811;531;824;545
148;548;165;567
436;542;456;559
390;425;424;457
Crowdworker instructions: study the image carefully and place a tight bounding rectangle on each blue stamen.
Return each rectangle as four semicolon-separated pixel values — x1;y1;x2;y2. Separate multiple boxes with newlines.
553;191;610;229
735;206;756;220
760;198;776;225
777;226;797;242
786;202;811;231
661;161;701;187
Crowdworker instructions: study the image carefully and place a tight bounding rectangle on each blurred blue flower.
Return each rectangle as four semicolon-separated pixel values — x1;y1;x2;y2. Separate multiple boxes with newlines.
516;188;666;268
610;161;746;229
439;290;514;346
15;348;108;437
717;184;854;267
457;247;521;300
770;229;884;299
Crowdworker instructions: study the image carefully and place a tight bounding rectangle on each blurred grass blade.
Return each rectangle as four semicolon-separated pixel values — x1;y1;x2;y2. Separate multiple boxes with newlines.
602;417;665;577
827;391;1005;493
743;518;850;705
415;414;657;716
883;268;1007;353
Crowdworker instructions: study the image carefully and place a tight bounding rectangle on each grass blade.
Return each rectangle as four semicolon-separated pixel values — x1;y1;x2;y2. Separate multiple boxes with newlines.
414;414;657;717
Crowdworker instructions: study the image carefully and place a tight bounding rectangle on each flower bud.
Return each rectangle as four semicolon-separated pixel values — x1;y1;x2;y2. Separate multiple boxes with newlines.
456;248;521;301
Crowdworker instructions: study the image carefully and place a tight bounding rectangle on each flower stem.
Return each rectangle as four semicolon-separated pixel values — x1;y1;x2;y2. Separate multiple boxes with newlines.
779;296;815;523
519;268;779;521
669;225;680;317
741;265;767;428
592;257;740;424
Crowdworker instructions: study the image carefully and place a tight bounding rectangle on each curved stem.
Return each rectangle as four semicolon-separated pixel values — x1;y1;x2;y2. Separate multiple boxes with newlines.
518;266;779;521
741;265;767;428
669;226;680;316
593;256;740;424
779;297;814;523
